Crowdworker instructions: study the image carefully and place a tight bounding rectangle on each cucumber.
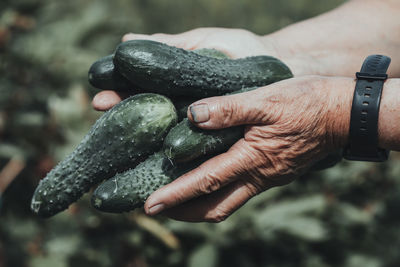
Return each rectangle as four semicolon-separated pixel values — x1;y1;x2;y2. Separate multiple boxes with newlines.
88;48;228;94
164;118;242;163
114;40;293;97
91;151;210;213
88;55;137;91
91;149;342;214
31;94;177;218
169;48;230;120
92;149;342;215
164;87;258;163
170;96;196;121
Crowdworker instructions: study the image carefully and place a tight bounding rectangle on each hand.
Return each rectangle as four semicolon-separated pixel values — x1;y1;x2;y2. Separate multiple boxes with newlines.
92;27;284;111
143;76;354;222
92;0;400;110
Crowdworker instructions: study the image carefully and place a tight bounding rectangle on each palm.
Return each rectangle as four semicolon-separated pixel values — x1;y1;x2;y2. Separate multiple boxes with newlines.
135;28;276;58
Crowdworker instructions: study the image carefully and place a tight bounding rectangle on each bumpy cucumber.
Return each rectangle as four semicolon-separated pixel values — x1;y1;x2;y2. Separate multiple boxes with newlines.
92;149;342;214
169;48;230;120
91;151;210;213
88;55;137;91
89;48;228;94
170;96;196;121
31;94;177;218
164;87;258;162
114;40;293;97
164;118;242;163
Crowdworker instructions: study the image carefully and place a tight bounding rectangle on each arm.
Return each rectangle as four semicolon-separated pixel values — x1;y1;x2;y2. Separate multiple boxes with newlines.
268;0;400;77
379;78;400;150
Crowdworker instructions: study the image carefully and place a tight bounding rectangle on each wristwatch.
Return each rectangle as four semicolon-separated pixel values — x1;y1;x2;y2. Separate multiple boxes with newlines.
343;54;391;162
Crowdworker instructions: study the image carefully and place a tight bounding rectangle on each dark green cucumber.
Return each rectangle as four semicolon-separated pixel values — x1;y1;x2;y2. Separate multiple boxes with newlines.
114;40;293;97
164;87;258;163
164;118;242;163
91;151;210;213
31;94;177;218
88;55;137;91
170;96;196;121
169;48;230;120
88;48;227;93
91;149;342;214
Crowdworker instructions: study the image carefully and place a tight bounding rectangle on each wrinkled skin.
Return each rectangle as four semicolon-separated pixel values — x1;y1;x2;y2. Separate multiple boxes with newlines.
143;76;354;222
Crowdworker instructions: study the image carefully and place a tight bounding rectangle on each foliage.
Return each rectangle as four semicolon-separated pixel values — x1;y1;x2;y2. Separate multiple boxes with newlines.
3;0;400;266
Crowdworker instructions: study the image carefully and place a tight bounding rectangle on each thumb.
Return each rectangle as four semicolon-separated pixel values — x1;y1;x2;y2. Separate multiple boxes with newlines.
187;90;267;130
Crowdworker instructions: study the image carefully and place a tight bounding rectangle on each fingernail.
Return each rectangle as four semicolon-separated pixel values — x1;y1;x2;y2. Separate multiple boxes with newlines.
147;203;165;215
190;104;210;123
93;93;107;107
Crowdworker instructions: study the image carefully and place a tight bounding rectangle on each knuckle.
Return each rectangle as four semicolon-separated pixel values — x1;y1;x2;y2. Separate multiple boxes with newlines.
243;181;262;197
197;172;222;194
169;190;186;206
241;146;296;186
218;99;238;127
207;208;229;223
235;169;265;196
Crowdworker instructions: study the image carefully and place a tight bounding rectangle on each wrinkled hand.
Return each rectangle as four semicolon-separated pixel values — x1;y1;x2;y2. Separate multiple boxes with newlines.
92;27;281;111
143;76;354;222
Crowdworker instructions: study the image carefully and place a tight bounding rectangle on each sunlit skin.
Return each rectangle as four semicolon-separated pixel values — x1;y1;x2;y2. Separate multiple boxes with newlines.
92;0;400;222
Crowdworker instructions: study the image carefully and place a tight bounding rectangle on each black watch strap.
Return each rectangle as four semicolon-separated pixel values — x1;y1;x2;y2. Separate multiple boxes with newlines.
343;55;391;162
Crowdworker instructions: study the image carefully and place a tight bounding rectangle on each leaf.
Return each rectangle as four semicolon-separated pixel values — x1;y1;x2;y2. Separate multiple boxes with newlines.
253;195;328;241
345;254;382;267
336;203;372;225
188;243;218;267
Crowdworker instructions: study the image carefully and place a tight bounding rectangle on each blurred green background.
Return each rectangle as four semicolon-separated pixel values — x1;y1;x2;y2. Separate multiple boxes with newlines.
2;0;400;266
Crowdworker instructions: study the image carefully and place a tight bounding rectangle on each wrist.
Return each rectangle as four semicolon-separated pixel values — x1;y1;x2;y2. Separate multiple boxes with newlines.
324;77;355;149
261;34;325;77
378;79;400;150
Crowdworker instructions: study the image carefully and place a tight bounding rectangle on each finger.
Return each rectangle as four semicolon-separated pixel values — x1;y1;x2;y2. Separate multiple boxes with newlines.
122;33;174;43
122;33;152;42
144;140;258;215
92;90;128;111
161;180;258;222
122;32;196;50
187;89;268;129
122;29;208;50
